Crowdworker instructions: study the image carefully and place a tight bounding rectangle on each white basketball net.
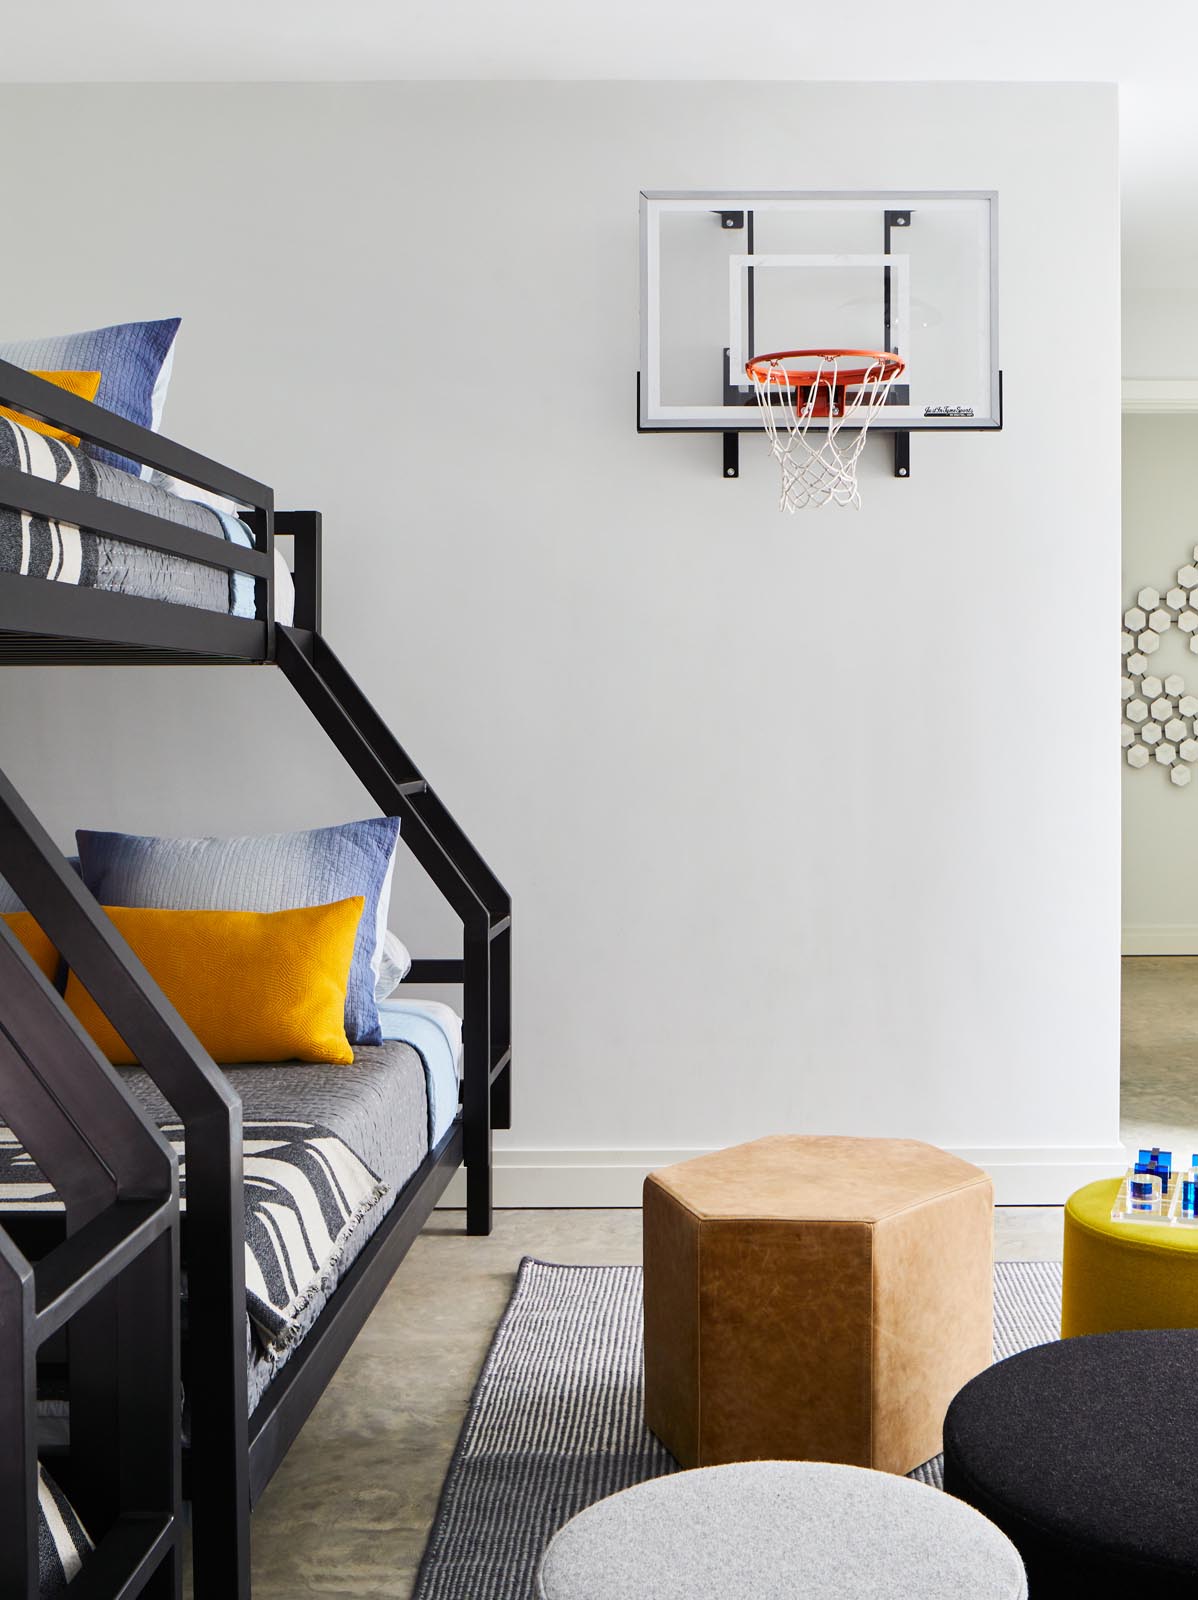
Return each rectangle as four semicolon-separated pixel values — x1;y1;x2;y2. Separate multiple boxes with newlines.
749;354;900;512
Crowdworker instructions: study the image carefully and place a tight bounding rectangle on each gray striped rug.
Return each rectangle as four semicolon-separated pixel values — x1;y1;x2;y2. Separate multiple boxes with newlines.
414;1258;1062;1599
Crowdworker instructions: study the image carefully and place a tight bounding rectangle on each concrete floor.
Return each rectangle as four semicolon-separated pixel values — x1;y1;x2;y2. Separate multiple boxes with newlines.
235;957;1186;1596
1121;956;1198;1163
243;1206;1063;1597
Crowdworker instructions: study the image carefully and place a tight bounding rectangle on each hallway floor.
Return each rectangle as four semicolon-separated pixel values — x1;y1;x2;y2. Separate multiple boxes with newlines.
1122;956;1198;1164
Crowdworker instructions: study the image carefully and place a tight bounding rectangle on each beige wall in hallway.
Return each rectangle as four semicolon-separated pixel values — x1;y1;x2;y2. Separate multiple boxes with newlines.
1122;413;1198;950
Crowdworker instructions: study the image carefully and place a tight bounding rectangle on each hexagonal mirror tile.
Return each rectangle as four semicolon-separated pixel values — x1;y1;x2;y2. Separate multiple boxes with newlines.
1173;764;1192;786
1124;552;1198;785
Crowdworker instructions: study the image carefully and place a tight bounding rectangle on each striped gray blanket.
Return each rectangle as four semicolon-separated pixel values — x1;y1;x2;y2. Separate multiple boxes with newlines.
0;1120;389;1355
38;1463;93;1598
0;412;253;613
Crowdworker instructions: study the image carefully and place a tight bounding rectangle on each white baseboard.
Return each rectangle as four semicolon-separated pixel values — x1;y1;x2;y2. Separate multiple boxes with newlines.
1122;378;1198;414
439;1143;1128;1210
1123;925;1198;955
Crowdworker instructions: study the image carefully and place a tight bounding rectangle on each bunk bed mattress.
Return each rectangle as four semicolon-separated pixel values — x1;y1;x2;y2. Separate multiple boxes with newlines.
121;1041;430;1195
0;415;294;621
121;1040;431;1411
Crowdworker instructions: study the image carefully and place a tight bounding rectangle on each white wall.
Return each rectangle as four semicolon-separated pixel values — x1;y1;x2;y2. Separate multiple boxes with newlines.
1123;165;1198;379
0;82;1123;1202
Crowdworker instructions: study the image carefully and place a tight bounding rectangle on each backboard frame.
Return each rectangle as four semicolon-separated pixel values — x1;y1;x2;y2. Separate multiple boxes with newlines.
638;189;1001;437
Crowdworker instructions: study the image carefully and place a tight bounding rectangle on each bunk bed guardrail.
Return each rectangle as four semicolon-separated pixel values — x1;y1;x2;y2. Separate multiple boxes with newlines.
0;359;511;1599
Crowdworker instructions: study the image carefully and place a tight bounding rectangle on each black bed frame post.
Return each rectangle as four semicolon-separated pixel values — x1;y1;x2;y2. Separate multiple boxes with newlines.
0;766;252;1600
183;1125;252;1599
489;918;512;1134
277;510;322;635
463;912;492;1235
0;1226;37;1600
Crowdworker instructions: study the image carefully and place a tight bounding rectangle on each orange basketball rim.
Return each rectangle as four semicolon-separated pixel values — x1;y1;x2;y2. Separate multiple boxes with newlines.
745;348;906;392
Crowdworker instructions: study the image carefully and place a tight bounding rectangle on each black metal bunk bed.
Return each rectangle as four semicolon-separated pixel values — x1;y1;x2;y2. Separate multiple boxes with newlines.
0;361;511;1599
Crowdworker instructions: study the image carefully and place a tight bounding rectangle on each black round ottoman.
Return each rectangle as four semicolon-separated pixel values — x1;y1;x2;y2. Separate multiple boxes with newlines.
944;1329;1198;1595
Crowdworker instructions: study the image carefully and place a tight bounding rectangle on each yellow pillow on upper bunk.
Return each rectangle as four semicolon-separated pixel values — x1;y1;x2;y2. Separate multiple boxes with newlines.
64;898;364;1066
2;911;60;982
0;369;103;446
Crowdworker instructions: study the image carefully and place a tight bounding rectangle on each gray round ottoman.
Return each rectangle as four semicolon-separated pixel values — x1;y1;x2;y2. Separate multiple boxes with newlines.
536;1461;1026;1599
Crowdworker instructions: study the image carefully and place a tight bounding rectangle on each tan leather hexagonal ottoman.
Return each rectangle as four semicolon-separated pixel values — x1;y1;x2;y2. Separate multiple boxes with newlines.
643;1135;994;1475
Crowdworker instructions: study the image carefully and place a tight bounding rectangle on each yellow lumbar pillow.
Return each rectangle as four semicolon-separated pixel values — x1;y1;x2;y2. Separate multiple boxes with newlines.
65;898;364;1066
2;911;60;982
0;369;102;446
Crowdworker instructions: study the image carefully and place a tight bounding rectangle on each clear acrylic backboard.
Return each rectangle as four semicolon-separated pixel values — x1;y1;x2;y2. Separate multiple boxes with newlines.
638;191;1000;434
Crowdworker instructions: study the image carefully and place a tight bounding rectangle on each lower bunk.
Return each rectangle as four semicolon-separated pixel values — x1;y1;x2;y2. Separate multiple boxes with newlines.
2;1025;464;1553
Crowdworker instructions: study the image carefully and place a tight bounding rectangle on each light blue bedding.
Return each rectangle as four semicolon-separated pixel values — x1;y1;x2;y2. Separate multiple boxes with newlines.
377;997;462;1145
212;508;257;617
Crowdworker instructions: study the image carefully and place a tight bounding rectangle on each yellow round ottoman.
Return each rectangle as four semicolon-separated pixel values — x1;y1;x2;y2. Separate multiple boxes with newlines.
1062;1177;1198;1337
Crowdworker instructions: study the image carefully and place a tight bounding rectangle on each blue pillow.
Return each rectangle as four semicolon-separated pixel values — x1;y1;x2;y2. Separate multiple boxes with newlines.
76;819;401;1047
0;318;180;479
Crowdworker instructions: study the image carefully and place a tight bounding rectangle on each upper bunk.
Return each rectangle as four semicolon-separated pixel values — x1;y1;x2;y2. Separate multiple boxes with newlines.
0;348;512;1124
0;357;317;665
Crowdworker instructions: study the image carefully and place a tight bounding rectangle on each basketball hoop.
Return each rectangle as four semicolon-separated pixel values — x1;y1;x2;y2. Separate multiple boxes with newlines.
746;349;906;512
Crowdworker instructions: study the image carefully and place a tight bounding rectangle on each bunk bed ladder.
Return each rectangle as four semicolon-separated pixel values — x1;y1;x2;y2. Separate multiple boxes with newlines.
274;611;511;1238
0;769;249;1600
0;853;181;1600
